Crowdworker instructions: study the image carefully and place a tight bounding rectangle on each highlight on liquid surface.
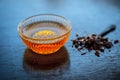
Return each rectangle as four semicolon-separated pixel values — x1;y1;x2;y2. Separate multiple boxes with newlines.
20;21;70;54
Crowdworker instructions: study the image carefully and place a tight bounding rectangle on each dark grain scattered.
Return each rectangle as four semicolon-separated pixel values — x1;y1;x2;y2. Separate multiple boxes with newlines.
71;34;119;57
114;40;119;44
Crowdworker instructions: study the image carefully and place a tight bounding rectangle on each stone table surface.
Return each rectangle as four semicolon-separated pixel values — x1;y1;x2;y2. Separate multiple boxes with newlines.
0;0;120;80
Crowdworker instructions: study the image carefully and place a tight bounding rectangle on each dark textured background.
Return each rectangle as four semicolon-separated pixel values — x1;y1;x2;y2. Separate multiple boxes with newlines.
0;0;120;80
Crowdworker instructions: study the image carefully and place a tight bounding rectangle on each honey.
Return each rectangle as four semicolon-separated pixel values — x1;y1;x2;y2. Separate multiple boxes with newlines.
20;21;70;54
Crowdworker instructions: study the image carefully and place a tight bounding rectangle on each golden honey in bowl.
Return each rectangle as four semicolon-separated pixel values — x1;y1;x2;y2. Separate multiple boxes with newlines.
18;14;71;54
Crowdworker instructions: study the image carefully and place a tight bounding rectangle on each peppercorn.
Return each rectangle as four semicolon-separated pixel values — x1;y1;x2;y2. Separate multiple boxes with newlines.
71;34;119;57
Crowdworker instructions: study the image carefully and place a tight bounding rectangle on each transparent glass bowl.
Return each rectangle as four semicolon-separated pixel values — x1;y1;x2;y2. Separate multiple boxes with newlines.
17;14;72;54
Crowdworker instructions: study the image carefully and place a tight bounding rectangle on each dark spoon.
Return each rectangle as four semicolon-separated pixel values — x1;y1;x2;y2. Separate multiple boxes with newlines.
98;25;116;37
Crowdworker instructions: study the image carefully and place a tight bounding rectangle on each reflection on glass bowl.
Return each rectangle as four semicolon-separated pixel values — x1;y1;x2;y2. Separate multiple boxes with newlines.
23;46;70;77
18;14;72;54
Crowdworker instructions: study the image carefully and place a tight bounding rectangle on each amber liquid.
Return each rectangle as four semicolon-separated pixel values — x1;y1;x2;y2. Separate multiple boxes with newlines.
21;21;70;54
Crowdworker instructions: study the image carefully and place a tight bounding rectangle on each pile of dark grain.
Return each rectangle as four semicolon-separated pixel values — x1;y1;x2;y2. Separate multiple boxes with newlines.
71;34;119;57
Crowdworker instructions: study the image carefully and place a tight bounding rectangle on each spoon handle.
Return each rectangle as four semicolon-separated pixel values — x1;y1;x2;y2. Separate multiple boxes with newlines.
98;25;116;37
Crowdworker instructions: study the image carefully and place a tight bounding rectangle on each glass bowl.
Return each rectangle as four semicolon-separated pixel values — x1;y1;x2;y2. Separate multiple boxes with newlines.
17;14;72;54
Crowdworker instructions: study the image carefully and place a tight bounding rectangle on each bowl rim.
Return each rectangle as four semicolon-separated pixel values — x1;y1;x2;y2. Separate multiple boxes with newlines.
17;14;72;41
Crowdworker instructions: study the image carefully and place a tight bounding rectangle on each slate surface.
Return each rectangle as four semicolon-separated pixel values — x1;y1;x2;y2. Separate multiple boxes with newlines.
0;0;120;80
